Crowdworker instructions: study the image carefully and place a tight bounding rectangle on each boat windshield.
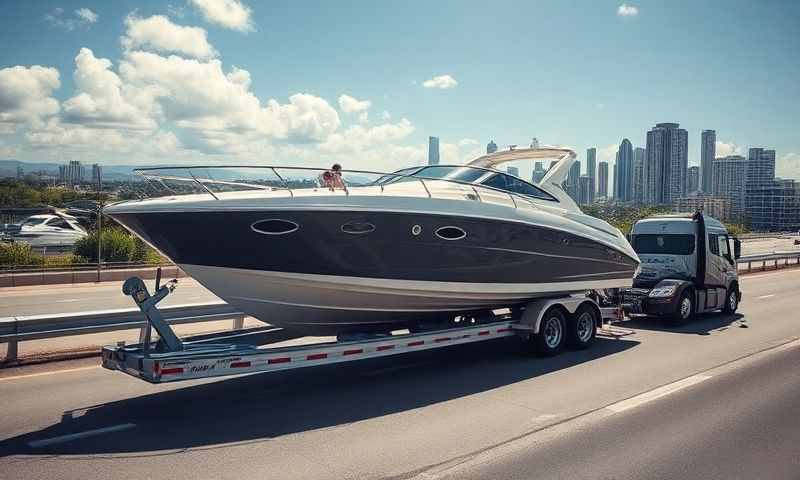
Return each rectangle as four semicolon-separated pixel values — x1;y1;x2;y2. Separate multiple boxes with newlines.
22;217;48;227
411;166;488;183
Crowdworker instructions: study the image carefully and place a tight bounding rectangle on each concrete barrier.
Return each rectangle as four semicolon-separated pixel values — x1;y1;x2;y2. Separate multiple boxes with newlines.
0;266;187;288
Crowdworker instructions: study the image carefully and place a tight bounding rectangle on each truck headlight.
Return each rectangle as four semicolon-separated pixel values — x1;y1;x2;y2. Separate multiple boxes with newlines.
649;285;677;298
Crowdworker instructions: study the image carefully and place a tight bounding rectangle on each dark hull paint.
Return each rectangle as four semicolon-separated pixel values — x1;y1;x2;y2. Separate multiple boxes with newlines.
111;210;638;284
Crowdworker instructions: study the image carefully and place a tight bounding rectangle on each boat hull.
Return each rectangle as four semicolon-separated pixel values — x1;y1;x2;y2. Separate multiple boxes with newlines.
110;208;638;334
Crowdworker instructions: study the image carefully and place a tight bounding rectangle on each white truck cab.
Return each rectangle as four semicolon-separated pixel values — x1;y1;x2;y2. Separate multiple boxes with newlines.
621;212;741;324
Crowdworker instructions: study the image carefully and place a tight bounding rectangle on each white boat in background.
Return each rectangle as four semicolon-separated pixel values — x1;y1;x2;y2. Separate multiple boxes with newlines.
105;147;639;335
8;213;88;250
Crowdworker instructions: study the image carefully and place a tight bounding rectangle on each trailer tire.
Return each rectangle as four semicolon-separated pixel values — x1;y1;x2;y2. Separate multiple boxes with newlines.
529;307;567;357
722;287;739;314
671;290;694;325
568;304;597;350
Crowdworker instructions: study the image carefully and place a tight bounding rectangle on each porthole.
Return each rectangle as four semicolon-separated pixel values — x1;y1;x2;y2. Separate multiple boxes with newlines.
341;221;376;235
435;226;467;241
411;224;422;236
251;219;299;235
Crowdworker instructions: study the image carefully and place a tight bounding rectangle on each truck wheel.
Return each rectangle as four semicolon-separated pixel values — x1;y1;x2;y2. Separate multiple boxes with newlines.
723;288;739;314
529;307;567;357
671;291;694;325
568;304;597;350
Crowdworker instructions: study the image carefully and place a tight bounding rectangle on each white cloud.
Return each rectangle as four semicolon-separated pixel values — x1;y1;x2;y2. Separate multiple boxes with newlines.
617;3;639;16
75;8;98;24
358;112;369;124
597;144;619;163
0;65;61;132
458;138;479;147
190;0;254;32
777;152;800;180
62;48;157;130
320;119;415;153
122;14;217;60
422;74;458;89
381;110;391;121
337;94;371;114
715;141;742;157
45;7;99;31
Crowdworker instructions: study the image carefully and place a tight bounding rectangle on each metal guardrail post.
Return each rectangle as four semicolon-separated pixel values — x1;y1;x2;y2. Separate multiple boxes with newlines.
4;318;19;363
233;315;244;330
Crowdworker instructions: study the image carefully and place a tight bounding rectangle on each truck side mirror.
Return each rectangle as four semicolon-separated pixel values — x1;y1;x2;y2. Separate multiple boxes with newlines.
733;238;741;259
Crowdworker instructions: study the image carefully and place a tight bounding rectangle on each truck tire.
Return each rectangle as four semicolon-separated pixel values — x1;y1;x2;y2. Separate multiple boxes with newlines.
568;304;597;350
723;287;739;314
671;290;694;325
529;307;567;357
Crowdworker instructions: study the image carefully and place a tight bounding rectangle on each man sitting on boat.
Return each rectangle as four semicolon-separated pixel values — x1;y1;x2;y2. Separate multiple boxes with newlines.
320;163;347;192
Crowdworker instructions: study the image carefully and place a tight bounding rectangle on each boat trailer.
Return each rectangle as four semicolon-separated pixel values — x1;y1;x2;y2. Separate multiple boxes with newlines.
102;272;623;384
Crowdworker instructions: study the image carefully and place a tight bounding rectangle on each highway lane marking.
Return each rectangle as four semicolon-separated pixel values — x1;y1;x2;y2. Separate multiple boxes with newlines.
605;375;712;413
27;423;136;448
757;294;776;299
742;269;800;280
0;365;100;382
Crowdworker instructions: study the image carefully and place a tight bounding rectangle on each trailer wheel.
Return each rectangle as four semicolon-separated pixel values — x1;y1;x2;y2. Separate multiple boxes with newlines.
671;290;694;325
568;304;597;350
529;307;567;357
722;287;739;314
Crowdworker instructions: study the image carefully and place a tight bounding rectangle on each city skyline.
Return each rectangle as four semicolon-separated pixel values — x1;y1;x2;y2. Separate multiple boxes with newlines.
0;1;798;180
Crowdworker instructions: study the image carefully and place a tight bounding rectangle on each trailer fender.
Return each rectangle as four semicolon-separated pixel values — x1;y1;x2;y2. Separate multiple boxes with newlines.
519;297;598;334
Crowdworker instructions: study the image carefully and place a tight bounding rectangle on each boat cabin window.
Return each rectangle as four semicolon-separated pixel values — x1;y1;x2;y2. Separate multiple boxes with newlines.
633;234;695;255
376;167;422;185
413;166;487;183
481;173;556;201
47;217;73;229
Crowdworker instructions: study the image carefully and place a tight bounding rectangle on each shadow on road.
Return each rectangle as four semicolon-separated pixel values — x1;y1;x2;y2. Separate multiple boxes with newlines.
621;312;746;336
0;336;637;457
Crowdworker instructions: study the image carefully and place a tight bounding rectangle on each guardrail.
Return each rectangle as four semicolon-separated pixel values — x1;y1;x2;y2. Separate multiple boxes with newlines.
0;302;245;364
738;252;800;272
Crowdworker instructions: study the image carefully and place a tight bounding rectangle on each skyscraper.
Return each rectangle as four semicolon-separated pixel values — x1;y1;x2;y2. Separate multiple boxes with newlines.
91;164;102;185
428;136;440;165
598;162;609;198
578;176;592;205
645;122;689;204
701;130;716;193
616;139;634;202
532;162;546;184
486;140;497;154
530;137;540;148
612;160;618;200
632;147;645;203
687;166;700;193
586;147;597;203
713;155;748;221
65;160;84;186
566;161;581;201
746;148;776;186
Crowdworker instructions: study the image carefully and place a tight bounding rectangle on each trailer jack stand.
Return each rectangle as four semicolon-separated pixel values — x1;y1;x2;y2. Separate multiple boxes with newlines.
123;275;184;352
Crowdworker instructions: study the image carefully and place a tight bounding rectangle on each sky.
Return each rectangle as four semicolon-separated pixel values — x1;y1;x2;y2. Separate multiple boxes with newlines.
1;0;799;182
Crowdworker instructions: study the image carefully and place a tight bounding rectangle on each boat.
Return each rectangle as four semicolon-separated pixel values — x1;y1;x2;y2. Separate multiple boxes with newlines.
104;147;639;335
7;212;88;250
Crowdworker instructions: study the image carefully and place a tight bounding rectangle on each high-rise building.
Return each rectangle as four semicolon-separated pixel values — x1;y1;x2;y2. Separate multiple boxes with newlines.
16;165;24;179
712;155;747;221
598;161;609;198
486;140;497;154
507;166;520;177
58;165;66;183
645;122;689;204
530;137;540;148
586;147;597;203
700;130;716;193
64;160;85;186
566;160;581;201
428;136;440;165
746;148;776;186
632;147;645;203
687;166;700;193
615;139;634;202
578;175;592;205
612;160;618;200
747;179;800;231
532;162;546;184
674;196;732;222
91;164;103;185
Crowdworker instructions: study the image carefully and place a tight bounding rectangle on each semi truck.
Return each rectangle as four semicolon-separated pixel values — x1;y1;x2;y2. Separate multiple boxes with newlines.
620;212;742;324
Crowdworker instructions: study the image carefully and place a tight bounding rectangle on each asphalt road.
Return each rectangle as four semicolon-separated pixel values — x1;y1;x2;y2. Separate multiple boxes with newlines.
0;277;221;317
1;268;800;479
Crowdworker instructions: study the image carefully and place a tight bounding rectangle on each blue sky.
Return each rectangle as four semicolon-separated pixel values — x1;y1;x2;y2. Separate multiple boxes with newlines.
1;0;798;180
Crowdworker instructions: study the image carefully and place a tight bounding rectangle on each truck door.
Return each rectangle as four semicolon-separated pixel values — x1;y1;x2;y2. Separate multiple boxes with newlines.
705;233;725;308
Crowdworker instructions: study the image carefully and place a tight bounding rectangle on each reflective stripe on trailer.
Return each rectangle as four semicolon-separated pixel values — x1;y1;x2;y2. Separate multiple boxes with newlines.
142;320;518;382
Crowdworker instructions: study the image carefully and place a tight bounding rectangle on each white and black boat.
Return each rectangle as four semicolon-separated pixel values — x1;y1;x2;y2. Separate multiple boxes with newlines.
104;147;639;334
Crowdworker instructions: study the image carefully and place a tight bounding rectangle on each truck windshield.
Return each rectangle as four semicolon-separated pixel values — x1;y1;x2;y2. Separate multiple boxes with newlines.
633;234;695;255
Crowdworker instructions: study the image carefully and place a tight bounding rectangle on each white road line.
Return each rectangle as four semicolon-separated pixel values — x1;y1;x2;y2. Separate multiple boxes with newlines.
606;375;712;413
27;423;136;448
0;365;100;382
757;294;776;299
54;298;82;303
